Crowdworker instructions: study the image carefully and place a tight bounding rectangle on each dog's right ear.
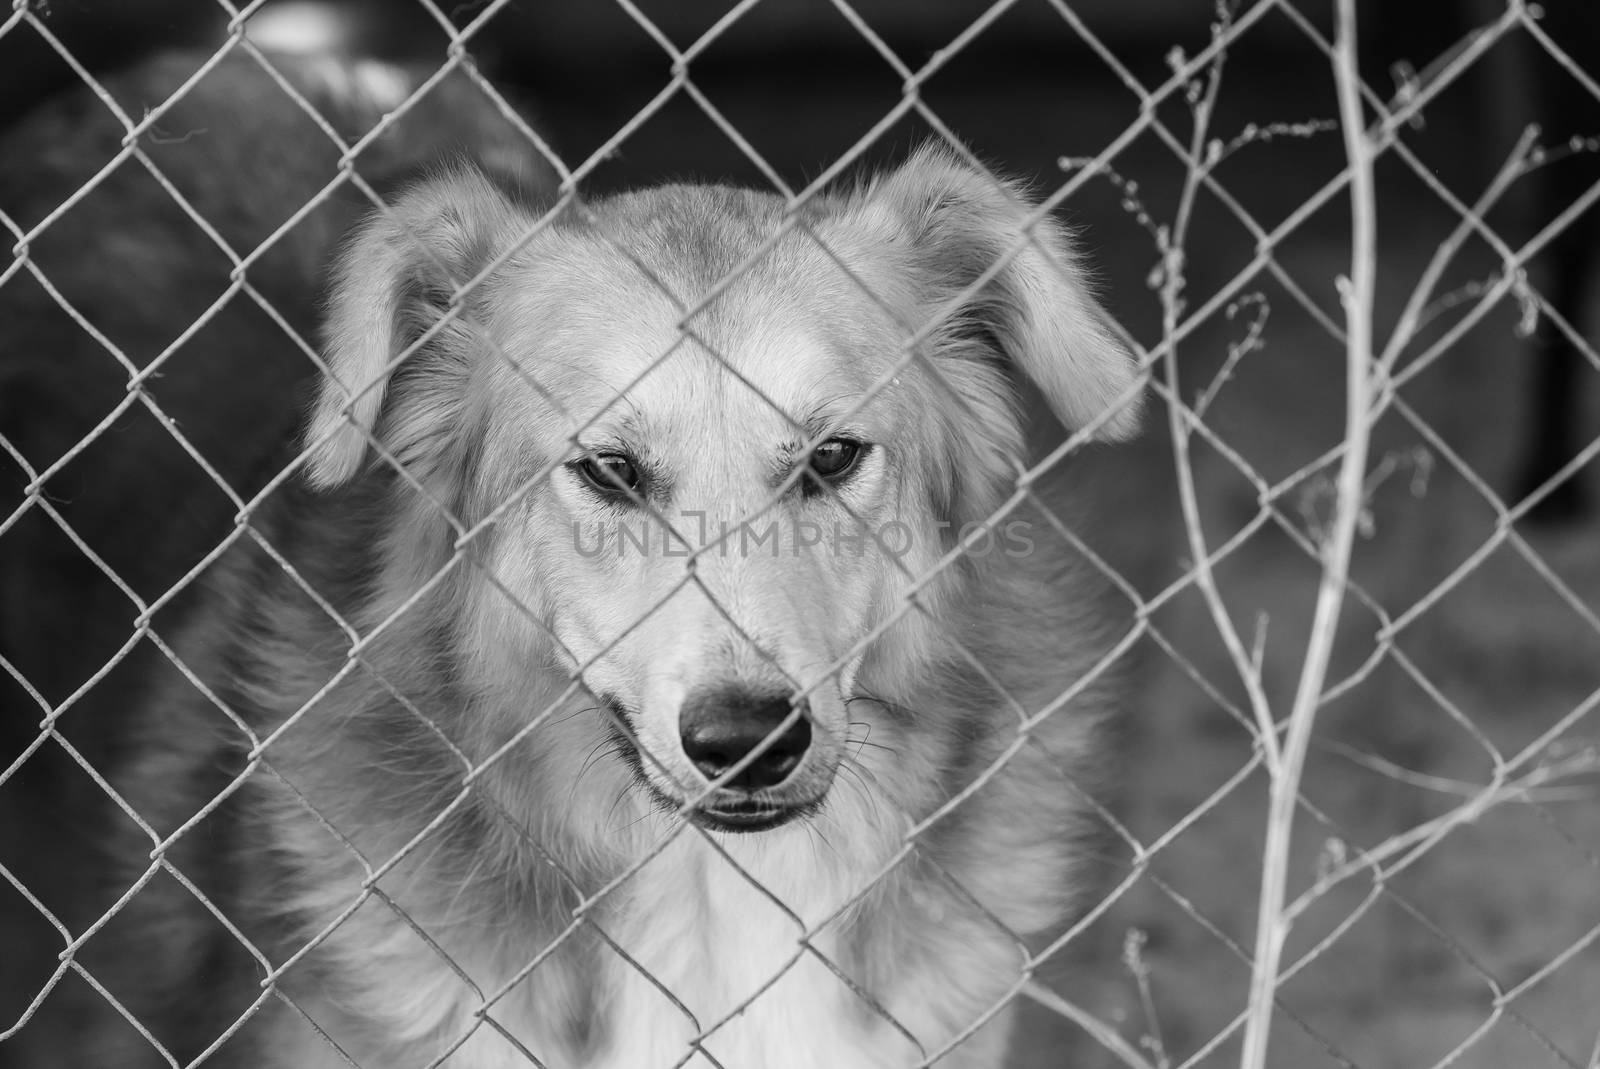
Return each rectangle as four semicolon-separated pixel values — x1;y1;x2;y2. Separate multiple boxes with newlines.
303;171;524;489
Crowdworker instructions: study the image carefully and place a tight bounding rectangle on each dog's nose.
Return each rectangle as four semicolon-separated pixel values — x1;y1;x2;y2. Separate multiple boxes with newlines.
679;688;811;791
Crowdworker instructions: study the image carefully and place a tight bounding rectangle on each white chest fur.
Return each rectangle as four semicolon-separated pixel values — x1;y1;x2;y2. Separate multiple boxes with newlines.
590;828;922;1069
272;821;1008;1069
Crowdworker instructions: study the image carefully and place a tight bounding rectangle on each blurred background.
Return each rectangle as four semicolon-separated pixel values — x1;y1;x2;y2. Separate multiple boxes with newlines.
1;1;1597;1066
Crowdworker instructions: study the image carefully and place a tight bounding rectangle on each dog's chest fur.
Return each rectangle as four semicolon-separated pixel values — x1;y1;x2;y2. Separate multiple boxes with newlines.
589;829;957;1069
267;812;1004;1062
271;821;1002;1069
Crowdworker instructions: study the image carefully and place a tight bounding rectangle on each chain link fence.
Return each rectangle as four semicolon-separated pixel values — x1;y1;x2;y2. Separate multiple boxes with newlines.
2;0;1598;1066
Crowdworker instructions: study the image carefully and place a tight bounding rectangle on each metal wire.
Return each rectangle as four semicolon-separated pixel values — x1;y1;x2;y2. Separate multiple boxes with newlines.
2;0;1598;1066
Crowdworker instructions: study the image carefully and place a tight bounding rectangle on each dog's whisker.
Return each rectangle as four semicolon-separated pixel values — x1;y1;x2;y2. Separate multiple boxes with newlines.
802;818;842;866
843;721;898;759
834;759;891;836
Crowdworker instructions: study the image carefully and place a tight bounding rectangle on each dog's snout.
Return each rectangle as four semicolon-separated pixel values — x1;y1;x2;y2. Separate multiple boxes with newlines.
679;689;812;791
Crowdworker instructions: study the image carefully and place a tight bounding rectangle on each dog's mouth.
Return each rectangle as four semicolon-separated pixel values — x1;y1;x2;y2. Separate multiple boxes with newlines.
648;782;820;833
602;696;824;834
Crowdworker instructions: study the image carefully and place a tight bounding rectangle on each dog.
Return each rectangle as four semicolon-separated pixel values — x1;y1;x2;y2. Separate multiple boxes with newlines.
9;57;1143;1066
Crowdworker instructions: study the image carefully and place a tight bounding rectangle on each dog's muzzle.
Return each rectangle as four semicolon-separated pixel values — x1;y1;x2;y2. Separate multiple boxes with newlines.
602;690;825;833
678;686;817;832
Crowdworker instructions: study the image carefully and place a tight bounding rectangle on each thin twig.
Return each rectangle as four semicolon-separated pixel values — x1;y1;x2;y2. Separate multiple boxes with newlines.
1019;981;1160;1069
1239;1;1376;1065
1160;6;1281;763
1377;124;1540;374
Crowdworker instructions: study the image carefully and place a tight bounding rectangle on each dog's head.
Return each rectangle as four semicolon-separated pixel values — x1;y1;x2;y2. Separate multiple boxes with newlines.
301;145;1140;836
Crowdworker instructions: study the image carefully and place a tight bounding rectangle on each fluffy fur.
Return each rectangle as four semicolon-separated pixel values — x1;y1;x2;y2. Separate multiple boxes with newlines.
76;144;1142;1067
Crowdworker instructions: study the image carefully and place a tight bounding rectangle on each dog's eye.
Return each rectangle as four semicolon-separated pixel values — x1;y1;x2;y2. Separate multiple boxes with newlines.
810;438;860;478
803;438;865;493
576;452;641;495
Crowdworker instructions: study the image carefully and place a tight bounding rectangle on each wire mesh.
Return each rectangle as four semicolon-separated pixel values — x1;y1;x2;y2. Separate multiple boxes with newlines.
1;0;1598;1067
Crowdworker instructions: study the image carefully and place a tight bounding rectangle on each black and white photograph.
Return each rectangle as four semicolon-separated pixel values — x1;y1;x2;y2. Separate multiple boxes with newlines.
1;1;1597;1066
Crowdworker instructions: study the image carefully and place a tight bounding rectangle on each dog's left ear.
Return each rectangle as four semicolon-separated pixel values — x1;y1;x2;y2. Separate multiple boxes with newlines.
850;144;1142;439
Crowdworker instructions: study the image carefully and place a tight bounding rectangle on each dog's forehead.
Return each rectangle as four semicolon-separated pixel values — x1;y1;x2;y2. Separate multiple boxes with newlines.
511;187;911;445
638;331;869;445
566;311;888;461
